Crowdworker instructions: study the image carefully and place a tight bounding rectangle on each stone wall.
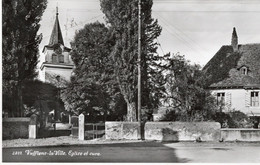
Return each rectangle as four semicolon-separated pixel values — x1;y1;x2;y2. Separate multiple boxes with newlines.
105;122;140;140
3;118;31;140
105;121;221;141
221;128;260;141
145;122;221;141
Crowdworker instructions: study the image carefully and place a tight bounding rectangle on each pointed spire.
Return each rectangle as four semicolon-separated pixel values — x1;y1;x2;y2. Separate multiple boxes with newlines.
231;27;238;51
48;6;64;46
56;5;58;16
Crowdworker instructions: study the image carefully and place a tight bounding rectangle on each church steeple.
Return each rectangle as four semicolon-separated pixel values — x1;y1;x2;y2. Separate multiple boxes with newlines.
48;6;64;46
231;27;238;51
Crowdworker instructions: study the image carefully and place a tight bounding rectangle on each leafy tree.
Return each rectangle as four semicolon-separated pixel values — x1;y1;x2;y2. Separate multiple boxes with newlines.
2;0;47;117
22;80;64;127
161;53;218;121
60;22;123;121
100;0;162;121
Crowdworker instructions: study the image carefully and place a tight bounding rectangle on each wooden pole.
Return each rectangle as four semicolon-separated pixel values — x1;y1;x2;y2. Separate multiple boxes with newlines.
137;0;142;139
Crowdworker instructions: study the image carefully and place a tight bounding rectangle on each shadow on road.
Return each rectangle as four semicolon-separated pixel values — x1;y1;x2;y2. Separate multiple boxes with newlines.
3;141;190;163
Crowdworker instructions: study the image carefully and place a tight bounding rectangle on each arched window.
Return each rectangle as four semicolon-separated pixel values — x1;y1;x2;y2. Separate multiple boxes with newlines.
59;55;64;63
52;54;58;63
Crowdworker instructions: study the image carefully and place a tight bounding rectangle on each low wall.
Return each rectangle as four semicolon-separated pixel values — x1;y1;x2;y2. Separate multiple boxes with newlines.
3;118;31;140
105;121;221;141
221;128;260;142
105;122;140;140
145;122;221;141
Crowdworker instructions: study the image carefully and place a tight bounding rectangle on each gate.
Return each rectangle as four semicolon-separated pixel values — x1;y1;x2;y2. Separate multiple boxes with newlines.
78;114;105;140
84;123;105;140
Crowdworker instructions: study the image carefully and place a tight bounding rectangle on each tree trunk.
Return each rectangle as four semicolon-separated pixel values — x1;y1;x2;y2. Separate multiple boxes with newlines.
127;102;137;122
17;83;24;117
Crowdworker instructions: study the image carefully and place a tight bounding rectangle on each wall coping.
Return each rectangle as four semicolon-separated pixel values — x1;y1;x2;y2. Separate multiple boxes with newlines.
105;121;139;124
146;121;220;124
221;128;260;131
3;117;30;122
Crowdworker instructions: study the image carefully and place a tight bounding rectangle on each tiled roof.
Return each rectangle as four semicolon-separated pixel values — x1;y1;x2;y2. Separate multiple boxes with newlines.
48;13;64;46
203;43;260;88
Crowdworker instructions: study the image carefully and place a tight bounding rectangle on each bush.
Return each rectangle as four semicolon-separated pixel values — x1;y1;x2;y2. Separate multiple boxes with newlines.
159;109;179;121
213;111;252;128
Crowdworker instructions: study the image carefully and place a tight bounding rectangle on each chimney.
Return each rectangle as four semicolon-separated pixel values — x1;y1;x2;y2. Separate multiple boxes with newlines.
231;27;238;51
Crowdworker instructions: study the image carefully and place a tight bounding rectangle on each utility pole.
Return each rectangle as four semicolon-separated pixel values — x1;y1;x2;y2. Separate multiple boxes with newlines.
137;0;142;140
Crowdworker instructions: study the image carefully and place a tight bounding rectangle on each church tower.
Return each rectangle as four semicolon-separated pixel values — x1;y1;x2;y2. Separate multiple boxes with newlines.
231;27;238;51
39;7;73;84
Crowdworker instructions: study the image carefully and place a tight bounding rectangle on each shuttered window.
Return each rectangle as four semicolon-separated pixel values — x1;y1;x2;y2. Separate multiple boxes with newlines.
251;92;259;107
217;92;225;105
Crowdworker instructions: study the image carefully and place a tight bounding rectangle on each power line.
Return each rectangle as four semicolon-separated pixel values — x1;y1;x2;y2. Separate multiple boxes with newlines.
154;11;210;54
156;38;165;55
154;12;204;55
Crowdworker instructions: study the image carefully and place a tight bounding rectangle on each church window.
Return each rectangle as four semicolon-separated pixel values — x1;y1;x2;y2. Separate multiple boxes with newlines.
251;92;259;107
52;54;58;63
59;55;64;63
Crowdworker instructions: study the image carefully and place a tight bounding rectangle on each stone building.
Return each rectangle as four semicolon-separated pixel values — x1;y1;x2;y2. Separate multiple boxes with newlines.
203;27;260;116
39;7;74;85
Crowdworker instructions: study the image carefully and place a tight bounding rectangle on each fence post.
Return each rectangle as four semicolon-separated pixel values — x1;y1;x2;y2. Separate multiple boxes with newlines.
69;114;71;125
29;114;38;139
79;113;85;140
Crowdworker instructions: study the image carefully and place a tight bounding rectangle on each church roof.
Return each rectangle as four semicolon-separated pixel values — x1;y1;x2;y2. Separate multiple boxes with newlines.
42;8;71;52
49;9;64;46
202;43;260;89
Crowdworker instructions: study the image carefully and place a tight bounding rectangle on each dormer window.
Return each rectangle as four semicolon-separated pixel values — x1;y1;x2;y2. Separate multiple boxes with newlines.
238;66;249;75
241;67;247;75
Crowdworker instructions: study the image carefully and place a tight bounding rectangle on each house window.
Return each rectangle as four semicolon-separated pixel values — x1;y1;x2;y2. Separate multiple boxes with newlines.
240;66;248;75
251;92;259;107
217;92;225;105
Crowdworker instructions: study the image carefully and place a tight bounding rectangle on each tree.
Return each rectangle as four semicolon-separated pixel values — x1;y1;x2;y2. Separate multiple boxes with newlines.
100;0;162;121
2;0;47;117
162;53;218;121
61;22;122;121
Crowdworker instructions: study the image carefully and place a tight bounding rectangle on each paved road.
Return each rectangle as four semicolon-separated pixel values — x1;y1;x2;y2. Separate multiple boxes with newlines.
3;141;260;163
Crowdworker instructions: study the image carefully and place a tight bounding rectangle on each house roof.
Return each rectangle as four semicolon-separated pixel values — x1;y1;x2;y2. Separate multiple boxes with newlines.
202;43;260;89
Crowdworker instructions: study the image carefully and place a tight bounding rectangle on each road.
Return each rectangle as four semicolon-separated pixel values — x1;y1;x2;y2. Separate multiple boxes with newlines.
2;141;260;163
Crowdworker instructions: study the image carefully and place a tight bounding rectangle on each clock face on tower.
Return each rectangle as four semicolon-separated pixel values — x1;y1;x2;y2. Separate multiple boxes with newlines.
54;46;62;54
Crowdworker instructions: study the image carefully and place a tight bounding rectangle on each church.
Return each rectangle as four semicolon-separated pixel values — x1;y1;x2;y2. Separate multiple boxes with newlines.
39;7;74;85
203;27;260;117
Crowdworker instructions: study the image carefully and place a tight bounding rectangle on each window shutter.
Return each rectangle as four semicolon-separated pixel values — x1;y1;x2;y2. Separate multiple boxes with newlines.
245;90;250;107
225;92;232;110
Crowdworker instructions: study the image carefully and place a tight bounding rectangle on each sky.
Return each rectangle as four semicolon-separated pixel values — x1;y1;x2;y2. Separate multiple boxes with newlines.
38;0;260;67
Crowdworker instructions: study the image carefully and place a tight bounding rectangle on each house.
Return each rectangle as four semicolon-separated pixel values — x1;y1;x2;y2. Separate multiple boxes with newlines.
39;7;74;85
203;27;260;117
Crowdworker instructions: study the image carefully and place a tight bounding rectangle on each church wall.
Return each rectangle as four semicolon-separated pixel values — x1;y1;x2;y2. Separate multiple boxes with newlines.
38;67;46;82
45;67;73;82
